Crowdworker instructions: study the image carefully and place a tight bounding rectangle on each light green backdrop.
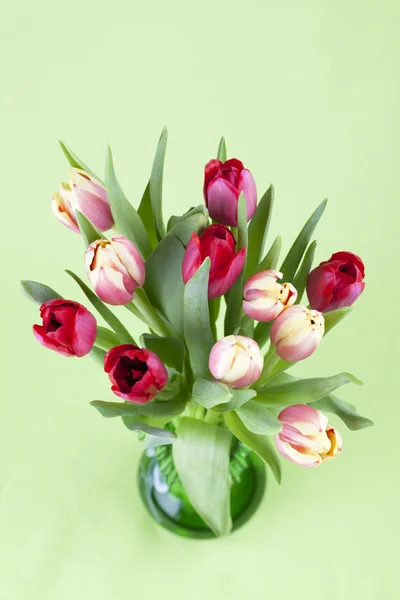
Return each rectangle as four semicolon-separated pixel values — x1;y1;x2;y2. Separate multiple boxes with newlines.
1;1;399;598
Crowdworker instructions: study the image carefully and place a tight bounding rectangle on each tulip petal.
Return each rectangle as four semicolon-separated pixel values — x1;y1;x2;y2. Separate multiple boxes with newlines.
238;169;257;221
208;247;246;299
111;236;146;287
243;296;283;322
270;305;308;345
182;233;202;284
95;267;135;305
209;336;237;380
306;265;336;311
275;328;320;362
72;305;97;357
274;435;322;467
32;325;75;357
203;159;222;199
279;404;329;434
206;179;239;227
324;281;365;312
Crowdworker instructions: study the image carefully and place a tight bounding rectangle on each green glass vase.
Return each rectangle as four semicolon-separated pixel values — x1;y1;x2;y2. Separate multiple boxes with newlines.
138;441;266;538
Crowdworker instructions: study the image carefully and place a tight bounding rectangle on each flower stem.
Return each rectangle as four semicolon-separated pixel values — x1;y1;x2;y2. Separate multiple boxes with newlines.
128;288;174;337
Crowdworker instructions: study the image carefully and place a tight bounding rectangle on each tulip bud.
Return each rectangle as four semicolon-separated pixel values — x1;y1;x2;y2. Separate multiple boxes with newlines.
182;225;246;299
203;158;257;226
275;404;342;467
51;183;80;233
209;335;263;388
243;270;297;322
85;236;145;306
33;299;97;357
270;305;324;362
104;344;168;403
70;168;114;232
307;251;365;312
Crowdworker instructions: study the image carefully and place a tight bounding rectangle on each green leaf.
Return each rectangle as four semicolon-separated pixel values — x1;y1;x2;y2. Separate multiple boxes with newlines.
144;235;185;338
224;194;248;335
253;321;273;350
310;395;373;431
173;418;232;536
166;206;209;246
167;205;208;231
75;211;102;247
122;415;177;439
293;240;317;303
141;334;185;373
224;411;282;484
105;146;152;258
184;258;214;378
213;388;257;413
323;307;355;334
20;280;62;305
149;127;167;241
192;379;233;409
142;431;177;449
138;182;158;249
256;372;363;407
245;185;274;279
255;235;282;274
65;270;136;344
89;346;106;366
236;401;282;435
95;326;120;351
280;199;327;283
91;395;187;418
58;141;100;181
217;137;227;162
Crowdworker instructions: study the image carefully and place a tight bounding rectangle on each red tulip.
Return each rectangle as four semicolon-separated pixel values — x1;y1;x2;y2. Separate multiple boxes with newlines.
182;224;246;299
307;251;365;312
104;344;168;404
33;299;97;357
203;158;257;226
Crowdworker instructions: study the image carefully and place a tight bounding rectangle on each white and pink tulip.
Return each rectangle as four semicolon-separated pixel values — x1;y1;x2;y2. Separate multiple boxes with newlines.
243;270;297;322
51;182;80;233
208;335;263;388
85;236;145;305
270;304;324;362
70;168;114;232
275;404;343;467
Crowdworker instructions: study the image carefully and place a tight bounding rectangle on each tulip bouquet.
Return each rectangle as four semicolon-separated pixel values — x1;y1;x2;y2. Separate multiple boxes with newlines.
21;131;373;537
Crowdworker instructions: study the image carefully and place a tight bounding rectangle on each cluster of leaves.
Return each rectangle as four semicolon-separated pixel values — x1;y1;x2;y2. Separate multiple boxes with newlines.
21;132;373;537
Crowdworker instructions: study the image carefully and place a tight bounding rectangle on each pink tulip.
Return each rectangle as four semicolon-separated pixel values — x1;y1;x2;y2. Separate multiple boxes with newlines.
51;183;80;233
203;158;257;226
209;335;263;388
70;168;114;232
270;305;324;362
85;236;145;305
275;404;343;467
243;270;297;322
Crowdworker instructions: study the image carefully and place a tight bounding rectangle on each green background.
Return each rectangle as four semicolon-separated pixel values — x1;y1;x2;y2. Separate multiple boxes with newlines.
1;1;399;598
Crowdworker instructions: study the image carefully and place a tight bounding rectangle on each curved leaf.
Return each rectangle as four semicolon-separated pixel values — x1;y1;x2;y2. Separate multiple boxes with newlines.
224;194;247;335
95;326;121;351
245;185;274;279
184;258;214;378
141;334;185;373
144;235;185;338
91;395;187;418
236;401;282;435
149;128;167;241
192;378;232;409
256;372;363;407
173;418;232;536
323;307;355;334
138;181;158;248
280;199;327;283
255;235;282;274
65;270;136;344
75;211;102;247
213;388;257;413
224;411;282;484
293;240;317;303
105;146;152;258
310;394;373;431
20;280;62;305
89;346;106;366
58;141;100;181
167;208;208;246
122;415;177;439
217;137;227;162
